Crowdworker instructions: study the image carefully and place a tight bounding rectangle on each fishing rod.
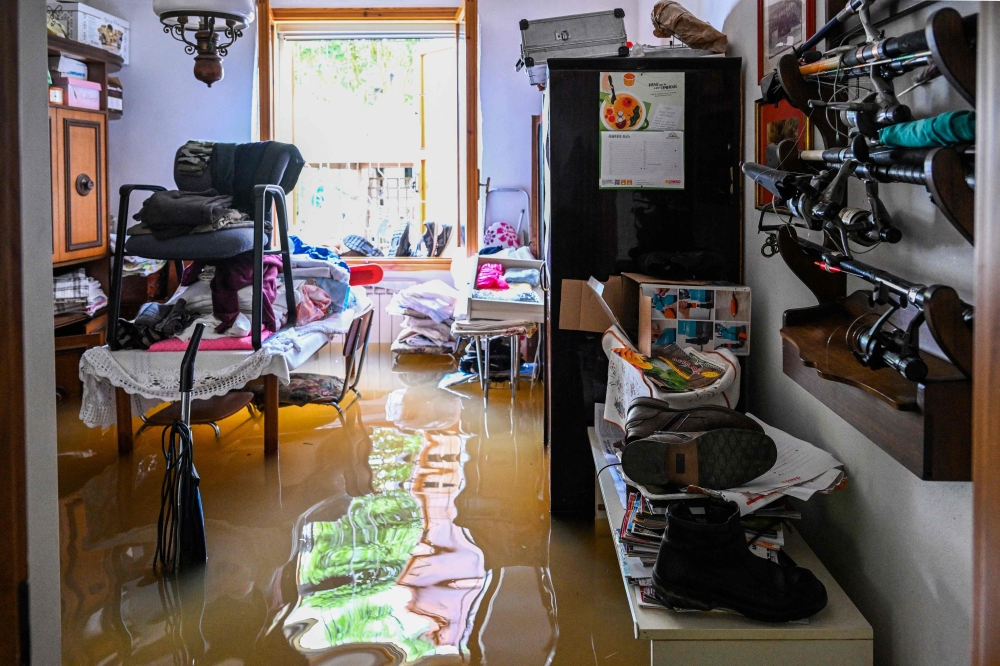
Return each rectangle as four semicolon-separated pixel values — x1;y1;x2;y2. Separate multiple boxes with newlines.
791;233;973;381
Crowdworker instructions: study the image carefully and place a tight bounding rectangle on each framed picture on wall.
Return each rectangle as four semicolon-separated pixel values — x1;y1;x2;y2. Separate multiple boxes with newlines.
754;99;812;212
757;0;816;82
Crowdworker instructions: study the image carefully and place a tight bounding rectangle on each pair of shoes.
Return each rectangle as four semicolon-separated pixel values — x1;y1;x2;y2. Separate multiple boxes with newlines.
653;498;828;622
418;222;454;257
622;397;775;490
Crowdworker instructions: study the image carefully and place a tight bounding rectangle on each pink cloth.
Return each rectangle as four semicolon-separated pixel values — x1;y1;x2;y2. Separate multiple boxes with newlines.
297;284;332;325
475;263;508;290
147;330;273;352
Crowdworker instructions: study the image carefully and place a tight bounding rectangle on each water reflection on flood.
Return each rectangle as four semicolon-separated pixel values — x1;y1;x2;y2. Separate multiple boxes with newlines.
58;352;569;665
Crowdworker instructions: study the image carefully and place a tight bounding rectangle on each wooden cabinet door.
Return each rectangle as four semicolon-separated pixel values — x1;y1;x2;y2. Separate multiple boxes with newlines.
56;109;108;263
49;107;64;262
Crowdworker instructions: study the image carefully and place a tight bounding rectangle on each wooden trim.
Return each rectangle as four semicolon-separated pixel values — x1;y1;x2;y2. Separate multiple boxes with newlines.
463;0;479;256
344;257;452;271
973;5;1000;662
257;0;272;141
61;116;104;253
271;7;463;22
0;0;29;660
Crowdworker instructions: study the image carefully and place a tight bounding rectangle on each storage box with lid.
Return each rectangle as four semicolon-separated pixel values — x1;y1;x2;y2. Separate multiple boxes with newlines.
47;2;130;65
52;76;102;110
465;255;546;323
517;9;629;87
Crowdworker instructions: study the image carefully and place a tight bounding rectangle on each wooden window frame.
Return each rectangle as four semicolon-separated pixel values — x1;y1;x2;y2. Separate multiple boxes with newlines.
256;2;479;258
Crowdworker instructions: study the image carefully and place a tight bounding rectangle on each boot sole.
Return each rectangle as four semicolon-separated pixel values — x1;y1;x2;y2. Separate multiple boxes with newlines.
624;398;763;444
622;429;777;490
651;571;828;623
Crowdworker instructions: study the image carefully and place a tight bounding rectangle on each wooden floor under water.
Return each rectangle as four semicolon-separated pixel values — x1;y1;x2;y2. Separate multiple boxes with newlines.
57;345;649;665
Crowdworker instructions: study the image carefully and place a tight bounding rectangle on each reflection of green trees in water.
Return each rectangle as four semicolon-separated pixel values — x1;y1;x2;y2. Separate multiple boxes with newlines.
296;428;434;660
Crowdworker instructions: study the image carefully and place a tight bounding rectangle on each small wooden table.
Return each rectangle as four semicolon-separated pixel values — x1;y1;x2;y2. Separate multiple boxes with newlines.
588;428;874;665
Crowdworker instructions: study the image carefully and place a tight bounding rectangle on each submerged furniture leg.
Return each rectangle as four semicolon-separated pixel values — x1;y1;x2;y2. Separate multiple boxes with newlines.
510;333;517;406
264;374;279;455
484;337;491;406
115;387;133;456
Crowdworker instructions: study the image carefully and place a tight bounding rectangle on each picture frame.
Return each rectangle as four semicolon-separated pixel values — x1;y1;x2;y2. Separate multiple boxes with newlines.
754;99;812;212
757;0;816;82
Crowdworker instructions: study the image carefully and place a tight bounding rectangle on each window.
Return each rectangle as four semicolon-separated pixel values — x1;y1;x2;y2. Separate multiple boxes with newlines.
272;21;466;259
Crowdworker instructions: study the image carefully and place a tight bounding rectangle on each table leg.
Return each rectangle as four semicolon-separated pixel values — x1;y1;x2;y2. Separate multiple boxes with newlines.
115;387;133;457
264;375;279;455
475;336;485;391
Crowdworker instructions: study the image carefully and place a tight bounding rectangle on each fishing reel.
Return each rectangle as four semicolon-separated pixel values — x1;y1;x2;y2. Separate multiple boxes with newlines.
744;158;902;257
844;280;928;382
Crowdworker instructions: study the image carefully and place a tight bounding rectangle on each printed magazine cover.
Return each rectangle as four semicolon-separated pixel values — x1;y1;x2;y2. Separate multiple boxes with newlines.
610;343;726;391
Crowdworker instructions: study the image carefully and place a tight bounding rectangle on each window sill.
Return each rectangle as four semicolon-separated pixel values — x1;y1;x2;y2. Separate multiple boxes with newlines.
344;257;453;271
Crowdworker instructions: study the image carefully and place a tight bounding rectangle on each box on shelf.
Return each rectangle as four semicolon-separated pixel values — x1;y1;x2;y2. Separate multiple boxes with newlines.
48;54;88;80
49;86;65;105
107;76;123;113
46;2;130;65
561;273;752;356
53;76;102;110
465;255;545;323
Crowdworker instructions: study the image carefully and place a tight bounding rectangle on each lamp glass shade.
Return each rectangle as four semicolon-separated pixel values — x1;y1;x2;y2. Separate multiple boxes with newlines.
153;0;255;29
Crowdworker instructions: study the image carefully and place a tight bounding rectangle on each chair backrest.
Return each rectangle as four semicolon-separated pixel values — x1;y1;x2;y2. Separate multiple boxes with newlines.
173;140;305;203
339;306;375;401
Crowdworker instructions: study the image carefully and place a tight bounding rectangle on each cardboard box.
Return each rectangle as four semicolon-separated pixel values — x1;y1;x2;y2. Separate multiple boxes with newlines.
466;255;545;323
47;2;130;65
53;76;101;110
566;273;751;356
559;276;742;428
48;54;88;79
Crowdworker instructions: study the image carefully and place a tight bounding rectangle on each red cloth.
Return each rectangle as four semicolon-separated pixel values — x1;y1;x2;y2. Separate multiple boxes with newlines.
475;263;508;290
182;254;283;333
147;330;273;352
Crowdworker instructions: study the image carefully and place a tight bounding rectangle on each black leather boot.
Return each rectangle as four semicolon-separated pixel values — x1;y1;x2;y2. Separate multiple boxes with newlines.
653;500;828;622
622;428;776;490
626;396;763;444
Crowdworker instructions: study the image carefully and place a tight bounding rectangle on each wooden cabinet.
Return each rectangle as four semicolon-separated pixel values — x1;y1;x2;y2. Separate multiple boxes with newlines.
49;107;108;264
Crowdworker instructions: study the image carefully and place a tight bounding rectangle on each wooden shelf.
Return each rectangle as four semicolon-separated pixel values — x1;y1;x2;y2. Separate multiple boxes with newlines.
781;291;971;480
47;34;123;72
587;429;873;664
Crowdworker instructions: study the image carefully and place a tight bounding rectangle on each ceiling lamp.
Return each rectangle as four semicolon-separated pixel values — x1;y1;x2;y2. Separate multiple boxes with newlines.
153;0;255;87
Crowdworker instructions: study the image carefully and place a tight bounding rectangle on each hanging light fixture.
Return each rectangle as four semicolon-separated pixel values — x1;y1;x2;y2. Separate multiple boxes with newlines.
153;0;255;87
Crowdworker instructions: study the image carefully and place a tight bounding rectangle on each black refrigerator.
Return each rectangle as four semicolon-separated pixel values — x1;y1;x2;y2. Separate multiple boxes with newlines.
541;56;744;514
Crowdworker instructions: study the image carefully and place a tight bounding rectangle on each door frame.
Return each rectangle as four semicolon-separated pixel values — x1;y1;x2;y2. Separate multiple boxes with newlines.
0;0;31;662
256;3;480;255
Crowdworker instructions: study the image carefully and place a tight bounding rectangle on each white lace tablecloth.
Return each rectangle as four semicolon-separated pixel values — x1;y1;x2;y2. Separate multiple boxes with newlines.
80;306;365;428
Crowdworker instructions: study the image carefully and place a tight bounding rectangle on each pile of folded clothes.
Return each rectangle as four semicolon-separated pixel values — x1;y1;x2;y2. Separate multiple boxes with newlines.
387;280;460;355
288;235;351;315
113;253;352;351
54;269;107;317
472;263;541;304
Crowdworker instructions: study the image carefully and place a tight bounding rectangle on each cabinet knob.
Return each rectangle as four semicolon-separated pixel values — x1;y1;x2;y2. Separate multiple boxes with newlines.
76;174;95;196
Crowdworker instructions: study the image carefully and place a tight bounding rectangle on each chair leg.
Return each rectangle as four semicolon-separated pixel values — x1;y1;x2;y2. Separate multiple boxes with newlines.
264;374;279;455
116;388;133;456
510;333;518;406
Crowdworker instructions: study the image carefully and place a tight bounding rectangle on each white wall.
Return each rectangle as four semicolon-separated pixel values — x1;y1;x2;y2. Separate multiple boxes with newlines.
721;2;977;665
18;0;62;662
479;0;646;195
84;0;257;216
